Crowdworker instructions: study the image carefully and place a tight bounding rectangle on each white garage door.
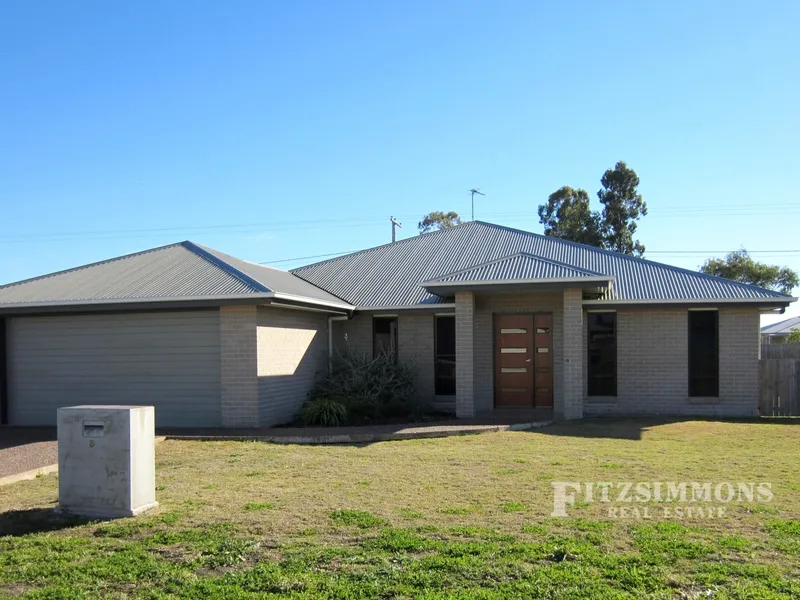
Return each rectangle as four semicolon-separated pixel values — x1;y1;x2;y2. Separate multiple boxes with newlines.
8;310;221;427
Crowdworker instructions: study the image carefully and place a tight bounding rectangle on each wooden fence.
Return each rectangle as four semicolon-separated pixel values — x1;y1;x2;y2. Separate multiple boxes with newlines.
762;343;800;360
759;358;800;416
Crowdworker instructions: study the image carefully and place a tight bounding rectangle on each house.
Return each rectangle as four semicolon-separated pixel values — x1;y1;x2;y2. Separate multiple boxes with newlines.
0;221;795;428
761;316;800;344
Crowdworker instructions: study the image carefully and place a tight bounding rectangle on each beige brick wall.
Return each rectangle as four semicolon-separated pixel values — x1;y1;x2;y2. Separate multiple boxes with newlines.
220;305;259;427
562;288;584;419
332;314;372;358
584;306;760;417
256;307;328;427
473;291;566;416
456;293;476;417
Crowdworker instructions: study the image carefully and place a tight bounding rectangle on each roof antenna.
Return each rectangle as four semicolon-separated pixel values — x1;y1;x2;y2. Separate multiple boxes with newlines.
390;216;402;243
469;188;485;221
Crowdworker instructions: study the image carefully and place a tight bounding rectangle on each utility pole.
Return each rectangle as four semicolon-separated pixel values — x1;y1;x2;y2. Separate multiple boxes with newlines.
469;189;485;221
390;216;402;243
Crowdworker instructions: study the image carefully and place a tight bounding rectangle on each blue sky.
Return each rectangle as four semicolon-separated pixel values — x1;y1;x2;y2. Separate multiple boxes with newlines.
1;1;798;323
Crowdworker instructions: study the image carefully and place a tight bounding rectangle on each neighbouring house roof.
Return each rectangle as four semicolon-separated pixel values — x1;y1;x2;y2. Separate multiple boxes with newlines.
761;316;800;336
0;241;352;312
292;221;796;308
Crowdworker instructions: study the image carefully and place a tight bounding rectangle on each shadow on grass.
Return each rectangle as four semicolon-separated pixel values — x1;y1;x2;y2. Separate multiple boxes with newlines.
532;416;800;441
0;507;94;537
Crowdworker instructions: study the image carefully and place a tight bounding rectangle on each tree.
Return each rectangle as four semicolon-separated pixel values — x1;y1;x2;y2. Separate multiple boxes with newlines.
787;329;800;344
700;250;799;294
537;186;603;247
537;161;647;256
597;161;648;256
418;211;462;233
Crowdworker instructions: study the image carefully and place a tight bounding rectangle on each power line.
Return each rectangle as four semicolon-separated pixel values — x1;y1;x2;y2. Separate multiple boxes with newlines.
2;203;800;245
261;250;360;265
260;247;800;266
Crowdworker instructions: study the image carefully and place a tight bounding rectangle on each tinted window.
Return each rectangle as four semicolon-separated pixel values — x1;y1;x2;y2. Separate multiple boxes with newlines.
373;317;398;358
689;311;718;397
588;313;616;396
435;316;456;395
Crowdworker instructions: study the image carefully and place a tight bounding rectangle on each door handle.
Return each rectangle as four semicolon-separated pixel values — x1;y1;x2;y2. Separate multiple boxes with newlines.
525;359;531;363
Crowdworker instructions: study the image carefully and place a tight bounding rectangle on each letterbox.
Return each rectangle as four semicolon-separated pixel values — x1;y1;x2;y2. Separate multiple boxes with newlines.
57;405;158;518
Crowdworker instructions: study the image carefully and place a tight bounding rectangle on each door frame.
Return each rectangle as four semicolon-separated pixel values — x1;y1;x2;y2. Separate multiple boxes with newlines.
492;312;554;409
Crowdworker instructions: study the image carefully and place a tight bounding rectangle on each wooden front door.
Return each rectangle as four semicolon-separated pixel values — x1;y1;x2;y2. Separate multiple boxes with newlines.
494;315;535;407
494;314;553;408
533;314;554;408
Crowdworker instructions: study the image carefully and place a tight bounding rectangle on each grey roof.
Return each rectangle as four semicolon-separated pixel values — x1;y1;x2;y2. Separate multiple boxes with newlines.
423;252;609;284
0;241;351;310
761;316;800;335
292;221;796;307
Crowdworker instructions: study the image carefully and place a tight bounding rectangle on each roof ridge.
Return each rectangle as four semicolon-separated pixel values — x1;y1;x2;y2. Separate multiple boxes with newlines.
291;220;480;273
181;242;270;293
0;241;187;290
193;242;355;306
472;221;792;299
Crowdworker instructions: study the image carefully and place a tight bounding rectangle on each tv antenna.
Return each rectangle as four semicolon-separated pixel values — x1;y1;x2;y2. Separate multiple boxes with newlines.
469;188;485;221
390;216;402;243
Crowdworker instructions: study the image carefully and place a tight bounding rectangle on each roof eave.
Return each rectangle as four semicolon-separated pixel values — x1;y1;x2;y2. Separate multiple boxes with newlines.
421;276;615;288
583;296;797;307
0;291;354;316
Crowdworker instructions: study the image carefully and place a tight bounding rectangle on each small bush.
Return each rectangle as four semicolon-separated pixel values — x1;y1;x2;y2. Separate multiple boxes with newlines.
301;397;348;426
306;349;424;423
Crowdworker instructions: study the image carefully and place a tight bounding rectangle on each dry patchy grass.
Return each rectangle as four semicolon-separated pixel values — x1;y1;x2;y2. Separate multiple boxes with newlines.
1;418;799;598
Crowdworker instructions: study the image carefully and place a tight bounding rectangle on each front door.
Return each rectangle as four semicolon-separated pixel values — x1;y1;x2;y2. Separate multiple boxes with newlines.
494;315;535;407
494;314;553;408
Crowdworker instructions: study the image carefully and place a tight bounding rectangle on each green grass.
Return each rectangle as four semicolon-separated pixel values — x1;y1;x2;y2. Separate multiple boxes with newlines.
1;419;799;598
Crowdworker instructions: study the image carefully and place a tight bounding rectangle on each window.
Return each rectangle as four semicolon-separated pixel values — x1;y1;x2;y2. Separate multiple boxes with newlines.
435;316;456;395
373;317;398;358
689;310;718;397
587;312;616;396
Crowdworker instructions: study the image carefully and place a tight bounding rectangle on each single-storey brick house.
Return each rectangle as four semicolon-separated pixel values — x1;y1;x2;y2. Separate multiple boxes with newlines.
0;222;794;427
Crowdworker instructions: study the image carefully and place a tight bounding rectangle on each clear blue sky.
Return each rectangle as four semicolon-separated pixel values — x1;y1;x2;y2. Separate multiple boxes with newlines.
2;0;798;323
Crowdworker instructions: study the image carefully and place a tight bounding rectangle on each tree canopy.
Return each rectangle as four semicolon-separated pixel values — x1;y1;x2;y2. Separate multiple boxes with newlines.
787;329;800;343
418;211;462;233
537;161;647;256
700;250;799;295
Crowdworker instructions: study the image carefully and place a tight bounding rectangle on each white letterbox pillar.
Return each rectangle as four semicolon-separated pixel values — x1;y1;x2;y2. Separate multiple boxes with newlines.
57;405;158;518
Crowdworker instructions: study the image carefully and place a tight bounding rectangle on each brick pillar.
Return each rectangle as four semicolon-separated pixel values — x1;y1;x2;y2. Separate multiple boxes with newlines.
560;288;584;420
455;292;476;418
220;305;259;428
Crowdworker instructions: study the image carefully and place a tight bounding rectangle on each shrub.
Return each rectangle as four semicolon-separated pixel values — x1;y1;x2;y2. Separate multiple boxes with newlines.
307;349;424;421
301;397;348;427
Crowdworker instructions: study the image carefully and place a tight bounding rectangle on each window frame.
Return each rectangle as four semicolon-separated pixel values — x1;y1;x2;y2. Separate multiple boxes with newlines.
688;309;719;397
587;311;617;397
434;315;456;396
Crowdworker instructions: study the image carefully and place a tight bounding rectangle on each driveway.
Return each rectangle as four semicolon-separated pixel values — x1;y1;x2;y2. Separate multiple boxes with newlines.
0;428;57;479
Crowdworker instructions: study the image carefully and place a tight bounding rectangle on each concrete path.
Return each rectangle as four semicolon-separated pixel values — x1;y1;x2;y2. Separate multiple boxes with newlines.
0;427;58;483
164;411;554;444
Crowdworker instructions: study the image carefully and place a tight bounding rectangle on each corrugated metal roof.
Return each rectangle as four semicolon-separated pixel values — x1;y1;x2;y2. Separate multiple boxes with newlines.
0;241;352;309
761;316;800;335
425;253;607;283
292;221;795;307
193;244;350;306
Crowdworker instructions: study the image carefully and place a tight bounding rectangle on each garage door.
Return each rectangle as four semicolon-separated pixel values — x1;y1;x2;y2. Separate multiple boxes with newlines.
8;310;221;427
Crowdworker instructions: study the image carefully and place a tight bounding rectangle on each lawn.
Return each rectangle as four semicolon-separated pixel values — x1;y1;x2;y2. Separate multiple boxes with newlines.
1;419;799;599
